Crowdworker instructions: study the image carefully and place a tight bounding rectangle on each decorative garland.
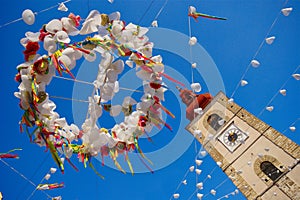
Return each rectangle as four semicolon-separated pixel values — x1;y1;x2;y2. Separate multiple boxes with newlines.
15;10;183;176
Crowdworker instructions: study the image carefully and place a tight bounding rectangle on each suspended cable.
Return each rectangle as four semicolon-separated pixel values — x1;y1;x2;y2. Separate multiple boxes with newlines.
0;159;52;199
188;16;194;84
50;95;90;103
153;0;169;21
53;75;144;92
16;154;50;200
138;0;155;24
282;117;300;134
230;0;289;99
26;168;52;200
216;189;239;200
257;65;300;117
53;75;94;85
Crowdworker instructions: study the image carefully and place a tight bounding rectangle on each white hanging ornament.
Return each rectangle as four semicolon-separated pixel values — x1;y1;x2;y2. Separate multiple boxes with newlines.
251;60;260;68
193;129;202;137
292;74;300;80
210;189;216;196
44;174;51;180
265;36;275;45
173;193;180;199
228;98;234;103
58;3;68;11
194;108;203;115
195;169;202;175
240;80;248;86
200;151;206;157
266;106;274;112
191;83;202;92
289;126;296;132
197;193;203;199
216;161;222;167
207;174;211;179
192;63;197;68
279;89;287;96
22;9;35;25
189;166;195;172
182;180;187;185
281;7;293;16
195;159;203;166
151;20;158;27
50;167;57;174
196;182;203;189
189;37;197;46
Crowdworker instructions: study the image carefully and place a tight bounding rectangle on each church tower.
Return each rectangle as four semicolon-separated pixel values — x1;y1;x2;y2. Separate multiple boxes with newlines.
180;89;300;200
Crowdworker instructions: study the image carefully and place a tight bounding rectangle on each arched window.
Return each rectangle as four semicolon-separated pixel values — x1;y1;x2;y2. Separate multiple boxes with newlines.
207;113;223;131
260;161;283;181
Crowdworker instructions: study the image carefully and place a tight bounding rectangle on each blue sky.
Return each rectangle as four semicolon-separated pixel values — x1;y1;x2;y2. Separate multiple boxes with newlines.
0;0;299;200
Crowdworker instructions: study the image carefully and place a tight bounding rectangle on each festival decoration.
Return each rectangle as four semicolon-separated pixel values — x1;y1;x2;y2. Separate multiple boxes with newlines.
188;6;227;21
250;59;260;68
266;106;274;112
36;183;64;190
279;89;287;96
22;9;35;25
292;73;300;80
281;7;293;16
15;10;182;176
0;149;22;159
58;3;68;12
240;80;248;86
265;36;275;45
173;193;180;199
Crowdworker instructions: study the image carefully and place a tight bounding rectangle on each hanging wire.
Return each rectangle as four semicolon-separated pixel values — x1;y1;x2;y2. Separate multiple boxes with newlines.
0;159;52;199
16;154;50;200
282;118;300;134
188;15;194;84
230;0;289;99
168;169;190;200
257;65;300;117
53;75;143;92
50;95;90;103
168;146;208;200
26;168;52;200
138;0;155;24
0;0;72;29
216;189;238;200
153;0;169;21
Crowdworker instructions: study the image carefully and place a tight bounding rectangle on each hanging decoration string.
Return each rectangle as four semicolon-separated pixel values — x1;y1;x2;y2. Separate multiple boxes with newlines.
0;0;71;29
153;0;169;21
230;0;289;99
0;159;52;199
257;64;300;117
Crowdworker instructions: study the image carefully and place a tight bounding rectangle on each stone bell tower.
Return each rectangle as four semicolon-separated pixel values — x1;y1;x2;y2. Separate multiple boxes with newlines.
180;89;300;200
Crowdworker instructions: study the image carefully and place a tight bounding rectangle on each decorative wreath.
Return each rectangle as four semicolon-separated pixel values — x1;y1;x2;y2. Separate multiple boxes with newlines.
15;10;184;176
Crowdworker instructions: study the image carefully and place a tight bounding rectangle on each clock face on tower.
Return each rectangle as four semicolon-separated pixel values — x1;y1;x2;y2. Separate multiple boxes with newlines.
218;123;248;152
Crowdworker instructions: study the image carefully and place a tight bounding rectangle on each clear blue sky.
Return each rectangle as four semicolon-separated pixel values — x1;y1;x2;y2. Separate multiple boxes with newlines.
0;0;299;200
